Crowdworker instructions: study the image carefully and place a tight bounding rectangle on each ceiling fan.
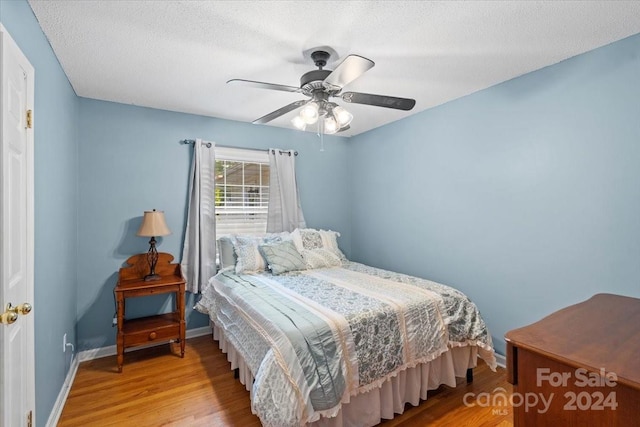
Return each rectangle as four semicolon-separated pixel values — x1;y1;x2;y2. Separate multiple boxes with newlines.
228;50;416;134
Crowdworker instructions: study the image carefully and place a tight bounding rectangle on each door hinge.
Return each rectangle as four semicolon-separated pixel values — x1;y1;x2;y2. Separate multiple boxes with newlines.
27;410;33;427
26;109;33;129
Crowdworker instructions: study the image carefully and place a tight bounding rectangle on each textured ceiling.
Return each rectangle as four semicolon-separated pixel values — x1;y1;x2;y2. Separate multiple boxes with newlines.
28;1;640;136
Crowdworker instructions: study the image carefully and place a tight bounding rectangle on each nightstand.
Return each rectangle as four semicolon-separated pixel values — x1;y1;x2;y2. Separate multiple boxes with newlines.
114;252;186;372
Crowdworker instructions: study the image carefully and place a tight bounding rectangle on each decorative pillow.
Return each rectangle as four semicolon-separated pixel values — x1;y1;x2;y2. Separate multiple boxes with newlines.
301;248;342;269
234;236;267;274
217;236;237;269
259;240;307;275
291;228;323;251
291;228;347;261
319;230;347;261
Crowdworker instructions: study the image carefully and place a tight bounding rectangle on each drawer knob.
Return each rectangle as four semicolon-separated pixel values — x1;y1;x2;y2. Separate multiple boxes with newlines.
148;331;157;340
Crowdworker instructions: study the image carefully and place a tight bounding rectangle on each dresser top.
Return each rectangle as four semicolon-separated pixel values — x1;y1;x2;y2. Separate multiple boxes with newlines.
505;293;640;390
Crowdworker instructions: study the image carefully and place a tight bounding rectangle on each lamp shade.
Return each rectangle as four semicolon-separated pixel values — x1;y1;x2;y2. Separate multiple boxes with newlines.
300;102;319;124
137;210;171;237
323;116;338;134
291;115;307;130
332;106;353;127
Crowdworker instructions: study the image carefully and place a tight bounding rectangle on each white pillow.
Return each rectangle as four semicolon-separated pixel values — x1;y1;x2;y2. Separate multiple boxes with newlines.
301;248;342;269
319;229;347;261
291;228;347;261
217;236;237;269
291;228;323;251
290;228;304;252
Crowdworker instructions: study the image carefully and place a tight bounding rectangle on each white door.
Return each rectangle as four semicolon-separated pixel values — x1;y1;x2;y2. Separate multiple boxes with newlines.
0;24;35;427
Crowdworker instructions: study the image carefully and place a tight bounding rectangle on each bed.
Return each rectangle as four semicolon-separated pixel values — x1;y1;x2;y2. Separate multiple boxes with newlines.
195;229;497;427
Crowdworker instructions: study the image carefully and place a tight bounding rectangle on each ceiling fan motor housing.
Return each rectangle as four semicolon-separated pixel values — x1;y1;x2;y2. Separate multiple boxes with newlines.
300;69;331;92
300;50;335;95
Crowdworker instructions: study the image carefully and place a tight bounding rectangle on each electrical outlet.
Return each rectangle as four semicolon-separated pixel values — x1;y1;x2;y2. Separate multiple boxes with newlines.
63;333;67;353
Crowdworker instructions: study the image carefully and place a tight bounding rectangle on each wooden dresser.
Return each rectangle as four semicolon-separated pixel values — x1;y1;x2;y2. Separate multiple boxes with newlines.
114;252;186;372
505;293;640;426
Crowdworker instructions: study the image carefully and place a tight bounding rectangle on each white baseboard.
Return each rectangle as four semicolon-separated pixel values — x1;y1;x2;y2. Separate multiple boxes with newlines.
47;326;212;426
495;352;506;369
46;355;79;427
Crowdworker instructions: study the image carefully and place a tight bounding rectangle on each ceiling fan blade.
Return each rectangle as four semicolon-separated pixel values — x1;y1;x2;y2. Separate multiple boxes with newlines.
341;92;416;111
337;125;351;133
253;100;309;124
323;55;375;90
227;79;302;93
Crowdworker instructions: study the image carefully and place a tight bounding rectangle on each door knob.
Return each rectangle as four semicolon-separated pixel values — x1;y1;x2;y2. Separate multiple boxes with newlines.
6;302;32;316
1;310;18;325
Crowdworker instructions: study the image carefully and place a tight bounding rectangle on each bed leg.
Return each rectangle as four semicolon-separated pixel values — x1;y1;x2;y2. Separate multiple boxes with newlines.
466;368;473;383
234;368;239;379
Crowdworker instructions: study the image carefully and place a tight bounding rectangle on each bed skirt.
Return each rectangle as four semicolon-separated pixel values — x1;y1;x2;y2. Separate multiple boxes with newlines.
212;323;479;426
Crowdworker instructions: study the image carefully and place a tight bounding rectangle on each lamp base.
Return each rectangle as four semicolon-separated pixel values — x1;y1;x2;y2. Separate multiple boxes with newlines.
144;274;161;282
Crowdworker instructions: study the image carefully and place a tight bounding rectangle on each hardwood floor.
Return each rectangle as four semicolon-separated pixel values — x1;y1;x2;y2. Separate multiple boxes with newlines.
59;335;513;426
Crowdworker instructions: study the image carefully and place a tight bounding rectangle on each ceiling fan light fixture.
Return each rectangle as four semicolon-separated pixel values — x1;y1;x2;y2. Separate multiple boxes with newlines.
291;115;307;130
332;106;353;127
230;49;416;136
300;102;319;124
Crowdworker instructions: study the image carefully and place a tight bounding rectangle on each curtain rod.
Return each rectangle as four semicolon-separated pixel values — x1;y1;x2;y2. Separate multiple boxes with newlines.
180;139;297;156
180;139;212;148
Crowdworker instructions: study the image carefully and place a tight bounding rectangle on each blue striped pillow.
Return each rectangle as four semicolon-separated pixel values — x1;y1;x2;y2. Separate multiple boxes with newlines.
259;240;307;275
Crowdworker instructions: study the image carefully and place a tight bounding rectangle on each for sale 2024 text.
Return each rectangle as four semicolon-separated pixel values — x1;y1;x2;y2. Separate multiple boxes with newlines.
536;367;618;412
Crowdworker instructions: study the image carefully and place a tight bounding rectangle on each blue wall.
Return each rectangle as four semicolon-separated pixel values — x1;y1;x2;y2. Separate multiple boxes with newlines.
76;98;351;351
1;1;79;425
349;33;640;355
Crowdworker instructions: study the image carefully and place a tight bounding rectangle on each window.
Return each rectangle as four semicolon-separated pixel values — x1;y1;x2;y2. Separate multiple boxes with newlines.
215;147;269;236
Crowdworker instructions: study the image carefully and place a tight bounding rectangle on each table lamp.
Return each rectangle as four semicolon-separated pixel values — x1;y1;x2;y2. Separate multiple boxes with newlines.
136;209;171;281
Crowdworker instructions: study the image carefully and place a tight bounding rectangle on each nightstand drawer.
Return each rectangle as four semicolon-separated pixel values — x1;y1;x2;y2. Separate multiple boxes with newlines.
124;324;179;345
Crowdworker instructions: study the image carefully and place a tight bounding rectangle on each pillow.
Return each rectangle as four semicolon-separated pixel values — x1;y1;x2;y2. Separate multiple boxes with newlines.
217;236;237;269
291;228;321;251
319;230;347;261
301;248;342;269
234;236;267;274
291;228;347;261
265;231;291;243
259;240;307;275
230;232;292;273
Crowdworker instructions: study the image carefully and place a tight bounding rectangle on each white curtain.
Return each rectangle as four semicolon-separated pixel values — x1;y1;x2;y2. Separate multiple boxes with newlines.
266;149;306;233
181;139;217;293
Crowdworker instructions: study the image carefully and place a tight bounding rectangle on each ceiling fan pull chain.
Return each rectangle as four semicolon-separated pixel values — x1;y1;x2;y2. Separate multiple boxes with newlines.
317;120;325;152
